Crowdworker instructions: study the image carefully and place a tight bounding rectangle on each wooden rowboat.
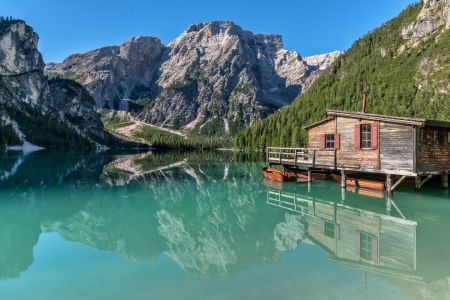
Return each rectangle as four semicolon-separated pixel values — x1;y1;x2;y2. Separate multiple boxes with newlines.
262;167;296;182
262;178;283;189
331;172;385;191
295;171;327;180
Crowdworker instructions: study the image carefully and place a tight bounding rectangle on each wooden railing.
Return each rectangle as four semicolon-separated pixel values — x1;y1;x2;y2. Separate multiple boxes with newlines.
267;147;336;168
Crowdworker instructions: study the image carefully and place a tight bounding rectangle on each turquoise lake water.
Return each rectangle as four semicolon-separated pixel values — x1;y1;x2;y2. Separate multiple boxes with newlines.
1;150;449;299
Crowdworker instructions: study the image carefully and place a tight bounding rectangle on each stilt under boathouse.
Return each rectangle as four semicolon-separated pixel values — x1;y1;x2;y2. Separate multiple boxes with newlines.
267;96;450;196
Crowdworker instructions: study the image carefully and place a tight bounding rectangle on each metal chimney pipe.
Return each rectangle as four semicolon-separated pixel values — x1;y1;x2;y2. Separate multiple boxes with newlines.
362;91;368;113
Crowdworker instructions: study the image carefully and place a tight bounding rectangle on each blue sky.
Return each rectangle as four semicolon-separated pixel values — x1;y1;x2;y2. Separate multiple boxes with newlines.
2;0;418;63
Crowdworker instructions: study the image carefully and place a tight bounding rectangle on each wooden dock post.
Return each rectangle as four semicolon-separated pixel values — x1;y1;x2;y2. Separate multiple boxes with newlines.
386;196;391;214
415;176;421;192
442;172;448;189
341;188;345;204
341;170;346;188
307;168;312;183
386;174;393;196
363;270;368;290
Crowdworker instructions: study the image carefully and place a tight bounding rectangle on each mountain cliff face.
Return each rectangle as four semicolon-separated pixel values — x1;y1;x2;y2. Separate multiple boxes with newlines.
45;21;340;132
45;36;165;111
48;79;105;138
0;21;53;111
0;20;134;149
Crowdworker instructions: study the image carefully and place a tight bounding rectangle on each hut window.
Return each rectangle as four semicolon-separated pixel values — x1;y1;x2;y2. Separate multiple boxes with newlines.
434;131;438;143
361;125;371;149
421;129;425;142
324;221;335;238
325;134;334;149
448;132;450;144
360;232;372;260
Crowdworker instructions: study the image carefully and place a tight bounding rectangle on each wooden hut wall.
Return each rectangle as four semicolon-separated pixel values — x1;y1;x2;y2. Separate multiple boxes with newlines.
314;201;335;221
308;119;336;166
307;117;379;170
305;215;336;252
417;127;450;172
379;123;414;172
335;117;379;170
335;207;379;264
379;218;416;271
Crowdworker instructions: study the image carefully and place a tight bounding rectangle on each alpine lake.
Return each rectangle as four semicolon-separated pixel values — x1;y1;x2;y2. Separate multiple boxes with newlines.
1;149;449;300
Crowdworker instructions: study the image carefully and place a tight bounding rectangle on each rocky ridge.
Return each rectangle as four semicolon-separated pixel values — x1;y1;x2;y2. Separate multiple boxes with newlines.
45;21;341;132
0;20;127;148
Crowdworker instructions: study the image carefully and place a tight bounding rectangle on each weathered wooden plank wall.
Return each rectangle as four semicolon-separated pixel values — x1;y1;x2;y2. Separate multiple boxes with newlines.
336;117;379;169
417;127;450;172
379;218;416;270
308;119;336;148
380;123;414;172
314;202;335;221
335;207;379;263
308;117;379;169
306;215;336;252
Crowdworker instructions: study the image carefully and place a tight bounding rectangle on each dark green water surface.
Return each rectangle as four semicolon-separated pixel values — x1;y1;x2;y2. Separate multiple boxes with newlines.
1;150;450;299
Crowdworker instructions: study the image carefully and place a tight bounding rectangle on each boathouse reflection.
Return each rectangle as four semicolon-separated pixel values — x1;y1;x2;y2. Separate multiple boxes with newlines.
266;183;450;297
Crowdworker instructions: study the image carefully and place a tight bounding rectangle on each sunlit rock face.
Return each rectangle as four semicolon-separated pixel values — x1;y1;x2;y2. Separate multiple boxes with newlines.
0;21;53;111
48;80;106;139
45;36;165;111
0;21;110;146
45;21;341;130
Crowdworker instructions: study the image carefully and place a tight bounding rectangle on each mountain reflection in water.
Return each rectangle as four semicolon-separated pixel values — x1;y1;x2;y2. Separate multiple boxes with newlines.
0;150;449;299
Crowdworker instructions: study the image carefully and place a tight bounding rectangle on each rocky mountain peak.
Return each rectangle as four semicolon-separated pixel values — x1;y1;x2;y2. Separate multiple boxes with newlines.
45;21;341;133
184;20;239;34
118;36;164;62
0;20;44;75
0;20;123;149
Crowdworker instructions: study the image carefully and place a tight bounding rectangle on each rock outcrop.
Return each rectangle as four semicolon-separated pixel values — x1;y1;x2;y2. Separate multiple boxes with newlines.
402;0;450;41
45;21;341;131
400;0;450;94
48;79;106;138
0;20;53;111
0;20;121;148
45;36;165;110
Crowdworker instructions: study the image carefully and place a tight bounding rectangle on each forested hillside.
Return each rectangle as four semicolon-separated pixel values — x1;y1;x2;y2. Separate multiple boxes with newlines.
235;1;450;150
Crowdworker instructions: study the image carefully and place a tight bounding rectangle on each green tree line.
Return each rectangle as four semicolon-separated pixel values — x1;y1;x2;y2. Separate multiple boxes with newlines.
135;126;232;149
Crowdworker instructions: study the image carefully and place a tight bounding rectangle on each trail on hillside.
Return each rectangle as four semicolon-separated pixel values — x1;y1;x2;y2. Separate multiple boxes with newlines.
111;113;188;144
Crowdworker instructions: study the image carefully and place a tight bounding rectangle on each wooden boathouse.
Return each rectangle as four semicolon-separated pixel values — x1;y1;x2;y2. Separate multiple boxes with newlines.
267;109;450;195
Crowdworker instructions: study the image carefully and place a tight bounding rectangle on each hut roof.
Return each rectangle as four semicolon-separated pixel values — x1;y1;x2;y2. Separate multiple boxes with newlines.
303;110;450;130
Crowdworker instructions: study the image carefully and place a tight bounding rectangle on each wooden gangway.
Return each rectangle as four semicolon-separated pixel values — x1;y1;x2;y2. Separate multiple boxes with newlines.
267;147;337;168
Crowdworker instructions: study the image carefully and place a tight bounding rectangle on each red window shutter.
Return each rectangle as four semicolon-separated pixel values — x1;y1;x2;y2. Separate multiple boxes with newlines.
320;135;325;149
371;236;378;263
320;220;325;234
334;224;340;240
334;134;340;149
371;122;378;149
355;231;361;256
355;124;361;149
